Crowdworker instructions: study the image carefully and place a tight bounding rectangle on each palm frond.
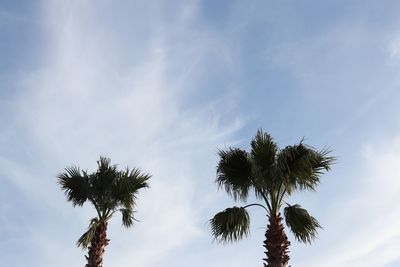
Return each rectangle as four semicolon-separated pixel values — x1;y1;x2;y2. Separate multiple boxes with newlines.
277;143;335;192
284;204;321;244
93;157;119;193
251;129;277;172
216;148;252;201
210;207;250;243
120;208;136;228
89;157;123;214
77;217;99;248
112;167;150;207
57;166;90;206
97;156;113;171
127;168;151;192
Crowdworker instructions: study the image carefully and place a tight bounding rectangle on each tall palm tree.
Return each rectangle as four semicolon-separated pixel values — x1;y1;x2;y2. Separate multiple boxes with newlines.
210;130;334;267
58;156;150;267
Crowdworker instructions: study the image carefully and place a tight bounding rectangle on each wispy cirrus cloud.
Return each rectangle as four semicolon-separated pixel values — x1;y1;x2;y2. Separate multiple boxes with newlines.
2;1;400;267
295;135;400;267
0;1;243;266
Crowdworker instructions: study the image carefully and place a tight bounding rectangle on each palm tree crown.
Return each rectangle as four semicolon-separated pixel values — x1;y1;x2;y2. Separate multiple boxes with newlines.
58;156;150;266
210;129;334;266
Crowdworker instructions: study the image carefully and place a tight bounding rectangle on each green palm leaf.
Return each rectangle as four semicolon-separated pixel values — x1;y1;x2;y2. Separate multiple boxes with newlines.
251;129;277;172
77;218;100;248
112;167;150;224
284;204;321;244
277;143;334;193
216;148;252;201
210;207;250;243
120;208;135;227
58;166;90;206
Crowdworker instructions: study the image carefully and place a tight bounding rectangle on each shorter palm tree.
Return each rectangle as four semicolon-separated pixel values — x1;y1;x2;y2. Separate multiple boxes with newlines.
58;156;150;267
210;130;334;266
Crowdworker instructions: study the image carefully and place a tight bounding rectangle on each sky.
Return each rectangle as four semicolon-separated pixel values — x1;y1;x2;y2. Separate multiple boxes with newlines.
1;0;400;266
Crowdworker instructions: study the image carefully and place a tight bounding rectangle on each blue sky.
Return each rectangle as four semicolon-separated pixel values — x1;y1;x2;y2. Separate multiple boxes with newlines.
1;1;400;266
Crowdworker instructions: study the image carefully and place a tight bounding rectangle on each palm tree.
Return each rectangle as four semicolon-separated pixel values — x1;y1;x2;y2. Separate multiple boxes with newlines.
58;156;150;267
210;129;334;267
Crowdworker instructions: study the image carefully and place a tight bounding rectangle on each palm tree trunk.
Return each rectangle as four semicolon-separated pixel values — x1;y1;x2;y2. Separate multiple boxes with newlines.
86;221;110;267
263;213;290;267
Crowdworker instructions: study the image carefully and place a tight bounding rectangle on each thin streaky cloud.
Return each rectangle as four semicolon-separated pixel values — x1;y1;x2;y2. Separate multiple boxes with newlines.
1;1;400;267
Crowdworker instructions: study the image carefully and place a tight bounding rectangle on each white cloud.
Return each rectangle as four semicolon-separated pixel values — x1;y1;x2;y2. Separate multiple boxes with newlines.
0;1;243;266
3;2;400;267
387;37;400;59
296;135;400;267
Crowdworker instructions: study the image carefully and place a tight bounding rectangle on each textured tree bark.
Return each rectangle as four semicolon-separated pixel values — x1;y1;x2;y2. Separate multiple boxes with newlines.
263;214;290;267
86;222;110;267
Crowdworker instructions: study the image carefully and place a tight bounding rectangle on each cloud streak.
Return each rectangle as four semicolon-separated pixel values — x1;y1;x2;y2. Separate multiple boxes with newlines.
2;1;400;267
295;135;400;267
1;1;243;266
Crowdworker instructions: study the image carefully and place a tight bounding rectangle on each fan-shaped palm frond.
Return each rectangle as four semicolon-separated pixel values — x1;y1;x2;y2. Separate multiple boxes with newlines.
250;130;280;199
92;157;118;194
216;148;252;201
113;168;150;201
120;208;135;227
111;167;150;225
210;206;250;243
58;166;90;206
77;218;100;248
284;204;321;244
251;129;277;172
277;143;334;193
